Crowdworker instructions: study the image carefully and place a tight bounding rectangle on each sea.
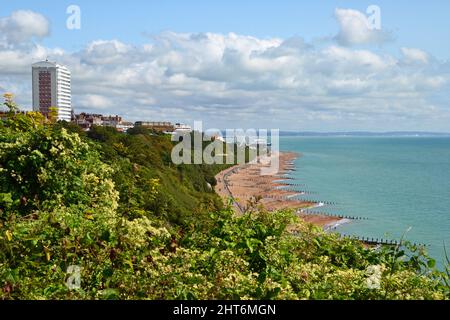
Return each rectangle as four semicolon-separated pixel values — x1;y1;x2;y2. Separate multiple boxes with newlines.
280;136;450;267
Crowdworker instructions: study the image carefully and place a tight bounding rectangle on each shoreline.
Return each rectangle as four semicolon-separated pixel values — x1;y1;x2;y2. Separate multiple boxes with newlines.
215;151;344;229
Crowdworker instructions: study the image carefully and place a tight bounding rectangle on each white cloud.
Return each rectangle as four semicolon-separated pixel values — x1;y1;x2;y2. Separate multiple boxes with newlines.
0;44;64;74
401;47;429;64
78;94;112;110
81;40;132;65
0;10;50;45
0;10;449;131
334;8;391;46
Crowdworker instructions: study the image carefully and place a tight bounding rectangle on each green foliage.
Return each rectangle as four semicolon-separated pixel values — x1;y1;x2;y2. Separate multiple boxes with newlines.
83;125;224;224
0;118;113;214
0;98;448;300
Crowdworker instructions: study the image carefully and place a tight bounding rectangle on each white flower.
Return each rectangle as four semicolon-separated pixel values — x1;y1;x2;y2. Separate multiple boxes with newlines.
365;265;383;289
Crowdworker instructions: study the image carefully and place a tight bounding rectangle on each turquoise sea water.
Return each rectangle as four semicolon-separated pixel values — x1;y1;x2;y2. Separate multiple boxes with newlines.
280;136;450;265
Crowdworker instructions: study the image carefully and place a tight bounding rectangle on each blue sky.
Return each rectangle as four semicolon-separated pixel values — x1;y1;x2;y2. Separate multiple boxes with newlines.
1;1;450;131
3;0;450;59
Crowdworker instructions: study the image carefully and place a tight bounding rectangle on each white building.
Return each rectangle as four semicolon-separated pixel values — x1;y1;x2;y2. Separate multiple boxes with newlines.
32;60;72;121
173;123;192;133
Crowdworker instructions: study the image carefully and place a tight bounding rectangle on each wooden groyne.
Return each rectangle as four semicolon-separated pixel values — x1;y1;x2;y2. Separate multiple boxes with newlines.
338;234;428;247
303;210;369;221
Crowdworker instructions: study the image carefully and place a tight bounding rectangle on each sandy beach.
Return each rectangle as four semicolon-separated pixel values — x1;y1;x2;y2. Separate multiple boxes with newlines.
215;152;343;228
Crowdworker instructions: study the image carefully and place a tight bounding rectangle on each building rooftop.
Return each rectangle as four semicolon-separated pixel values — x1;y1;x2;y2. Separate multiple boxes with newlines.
32;60;70;73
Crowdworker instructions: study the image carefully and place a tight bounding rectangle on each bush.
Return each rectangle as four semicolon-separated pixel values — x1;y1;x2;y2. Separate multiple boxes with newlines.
0;96;448;299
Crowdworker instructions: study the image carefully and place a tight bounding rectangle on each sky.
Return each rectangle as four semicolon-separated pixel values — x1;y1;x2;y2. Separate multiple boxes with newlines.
1;0;449;131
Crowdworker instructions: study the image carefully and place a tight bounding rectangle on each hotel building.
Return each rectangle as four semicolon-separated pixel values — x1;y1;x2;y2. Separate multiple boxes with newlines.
32;60;72;121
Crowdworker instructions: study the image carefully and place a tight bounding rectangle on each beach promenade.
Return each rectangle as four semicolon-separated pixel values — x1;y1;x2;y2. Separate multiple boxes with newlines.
215;152;343;228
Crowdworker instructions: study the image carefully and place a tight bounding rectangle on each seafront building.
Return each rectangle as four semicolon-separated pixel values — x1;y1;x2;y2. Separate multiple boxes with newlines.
32;60;72;121
134;121;175;132
173;123;192;133
134;121;193;135
73;113;133;132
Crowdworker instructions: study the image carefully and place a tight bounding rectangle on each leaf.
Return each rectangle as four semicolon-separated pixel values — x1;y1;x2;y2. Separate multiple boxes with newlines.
84;213;94;220
5;230;13;241
313;238;321;247
125;259;134;270
267;287;281;299
246;238;254;253
427;259;436;268
44;246;51;261
100;288;120;300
